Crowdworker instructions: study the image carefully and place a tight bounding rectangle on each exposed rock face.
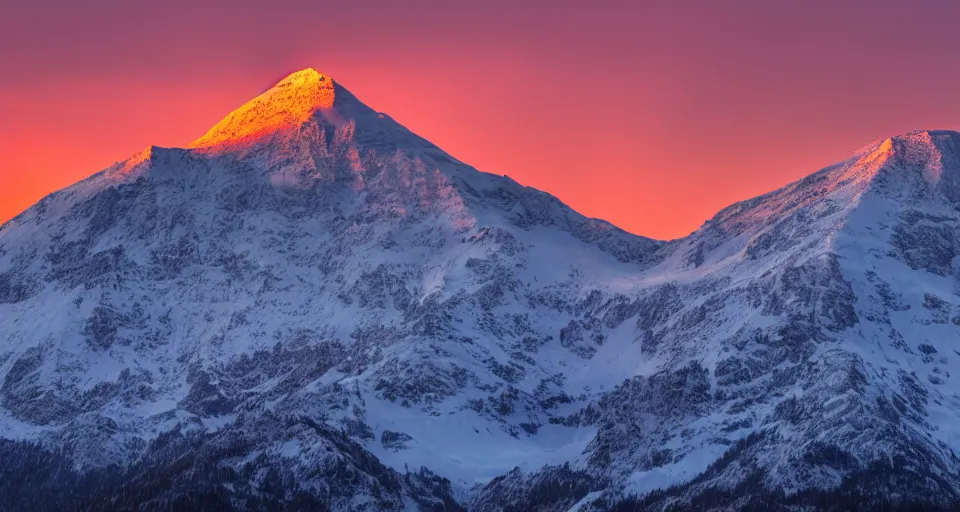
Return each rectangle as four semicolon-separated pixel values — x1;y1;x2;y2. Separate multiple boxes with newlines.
1;69;960;510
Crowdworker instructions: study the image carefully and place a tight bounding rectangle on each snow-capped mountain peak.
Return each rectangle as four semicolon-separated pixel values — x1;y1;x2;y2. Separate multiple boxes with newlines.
2;68;960;511
868;130;960;202
189;68;344;150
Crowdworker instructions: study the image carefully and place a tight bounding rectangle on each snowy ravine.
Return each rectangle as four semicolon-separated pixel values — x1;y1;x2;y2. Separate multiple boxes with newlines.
1;69;959;511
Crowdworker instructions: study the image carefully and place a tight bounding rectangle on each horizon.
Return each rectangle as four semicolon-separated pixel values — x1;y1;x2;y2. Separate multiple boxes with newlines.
6;66;957;243
3;1;960;239
5;3;960;509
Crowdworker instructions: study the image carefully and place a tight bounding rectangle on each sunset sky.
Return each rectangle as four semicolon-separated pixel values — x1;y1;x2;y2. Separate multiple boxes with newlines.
2;0;959;239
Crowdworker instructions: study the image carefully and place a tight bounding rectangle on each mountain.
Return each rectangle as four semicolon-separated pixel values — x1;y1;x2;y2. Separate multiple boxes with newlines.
1;68;959;511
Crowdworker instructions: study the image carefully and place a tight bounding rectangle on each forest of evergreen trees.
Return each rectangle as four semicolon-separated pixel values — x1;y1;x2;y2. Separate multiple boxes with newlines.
0;416;463;512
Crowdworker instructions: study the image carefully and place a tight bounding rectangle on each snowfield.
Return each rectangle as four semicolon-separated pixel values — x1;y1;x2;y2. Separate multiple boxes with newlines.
1;69;960;511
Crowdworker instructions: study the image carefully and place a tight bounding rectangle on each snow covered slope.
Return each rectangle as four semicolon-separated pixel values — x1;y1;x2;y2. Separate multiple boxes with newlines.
1;69;959;511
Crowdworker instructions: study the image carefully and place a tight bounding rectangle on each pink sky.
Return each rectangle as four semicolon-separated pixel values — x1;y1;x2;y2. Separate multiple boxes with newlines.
2;0;959;239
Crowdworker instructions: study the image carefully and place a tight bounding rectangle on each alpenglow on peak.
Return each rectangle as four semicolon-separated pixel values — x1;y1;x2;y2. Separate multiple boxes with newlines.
4;59;960;510
189;68;340;149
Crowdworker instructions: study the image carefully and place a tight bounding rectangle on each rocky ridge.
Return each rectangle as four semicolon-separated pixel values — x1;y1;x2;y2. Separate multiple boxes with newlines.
1;70;959;511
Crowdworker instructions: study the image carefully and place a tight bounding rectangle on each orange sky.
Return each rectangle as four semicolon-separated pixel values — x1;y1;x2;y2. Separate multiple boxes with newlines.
2;1;959;240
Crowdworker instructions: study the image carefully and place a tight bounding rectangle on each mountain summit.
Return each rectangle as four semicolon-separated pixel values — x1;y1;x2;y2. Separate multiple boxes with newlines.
190;68;340;149
869;130;960;202
1;70;960;511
